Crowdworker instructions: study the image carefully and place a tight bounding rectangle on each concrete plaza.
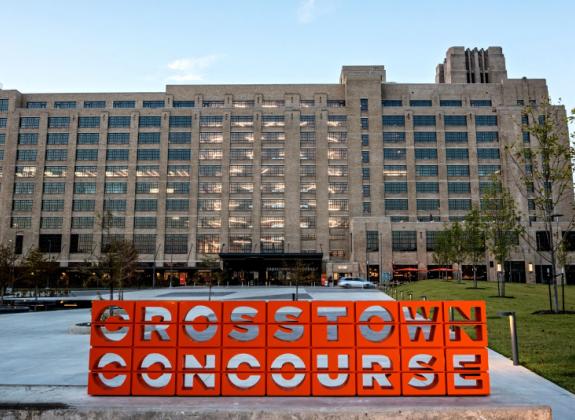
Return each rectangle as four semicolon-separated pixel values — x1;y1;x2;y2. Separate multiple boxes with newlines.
0;286;573;419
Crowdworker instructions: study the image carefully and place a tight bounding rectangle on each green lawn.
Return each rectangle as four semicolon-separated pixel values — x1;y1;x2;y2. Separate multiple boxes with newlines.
394;280;575;393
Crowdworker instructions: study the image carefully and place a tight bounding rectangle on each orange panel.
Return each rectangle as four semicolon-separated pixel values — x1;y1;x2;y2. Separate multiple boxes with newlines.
446;371;490;396
401;348;445;372
134;301;179;324
355;348;400;372
401;372;446;396
267;301;310;323
311;371;356;396
90;322;133;348
399;301;443;323
222;324;266;347
443;301;486;323
267;323;310;348
132;371;176;396
222;301;266;324
444;324;488;347
91;301;135;324
266;349;311;396
133;323;178;347
178;323;222;348
221;371;266;396
355;301;399;324
311;348;355;371
88;371;132;396
176;371;221;396
222;348;266;396
445;348;489;372
311;301;354;324
89;347;132;373
356;372;401;396
176;349;221;396
311;323;355;348
176;348;221;372
179;301;222;324
399;323;444;347
355;323;399;347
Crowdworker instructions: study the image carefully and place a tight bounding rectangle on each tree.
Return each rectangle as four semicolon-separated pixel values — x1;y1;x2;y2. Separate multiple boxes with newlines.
22;247;50;301
0;244;17;303
462;207;486;289
506;99;575;313
450;222;466;283
432;227;455;280
481;176;525;298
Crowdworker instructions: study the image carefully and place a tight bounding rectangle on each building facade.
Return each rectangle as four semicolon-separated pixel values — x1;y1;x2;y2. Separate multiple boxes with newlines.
0;46;573;285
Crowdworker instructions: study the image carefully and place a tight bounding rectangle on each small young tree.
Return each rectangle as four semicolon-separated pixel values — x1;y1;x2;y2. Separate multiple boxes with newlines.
481;176;525;297
450;222;466;283
22;247;50;300
0;244;18;303
506;99;575;312
432;227;454;280
463;207;486;289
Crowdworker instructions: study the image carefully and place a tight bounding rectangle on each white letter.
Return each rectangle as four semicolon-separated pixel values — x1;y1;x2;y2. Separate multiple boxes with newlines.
183;354;216;389
226;354;261;389
270;353;306;388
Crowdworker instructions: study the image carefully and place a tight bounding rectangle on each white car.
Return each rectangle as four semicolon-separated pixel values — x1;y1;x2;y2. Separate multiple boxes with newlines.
337;277;375;289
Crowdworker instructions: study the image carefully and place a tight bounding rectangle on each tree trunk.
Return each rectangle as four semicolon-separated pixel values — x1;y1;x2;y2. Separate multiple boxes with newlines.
473;266;477;289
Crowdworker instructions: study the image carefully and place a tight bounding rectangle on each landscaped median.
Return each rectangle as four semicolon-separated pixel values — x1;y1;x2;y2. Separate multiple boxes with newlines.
394;280;575;393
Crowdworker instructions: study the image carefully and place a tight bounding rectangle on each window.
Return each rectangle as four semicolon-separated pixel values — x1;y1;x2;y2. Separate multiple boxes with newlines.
232;132;255;143
44;166;67;177
106;149;129;161
471;100;492;107
15;166;37;178
360;98;369;112
328;199;349;212
41;217;63;229
113;100;135;109
104;199;127;212
107;132;130;144
26;101;47;109
173;101;195;108
260;235;284;253
166;199;189;211
385;182;408;193
17;150;37;161
382;100;402;107
361;168;370;180
360;117;369;129
478;165;501;177
327;165;348;177
143;100;165;109
234;100;255;108
74;182;96;194
261;182;285;193
20;117;40;129
105;165;129;177
71;217;94;228
0;99;7;112
362;185;371;197
38;234;62;253
134;165;159;177
390;216;409;222
413;115;436;126
327;100;345;108
133;234;157;254
105;182;127;194
169;132;191;144
426;231;439;251
14;182;35;195
168;149;191;160
261;216;284;229
366;230;378;252
138;132;160;144
445;132;468;143
0;118;7;128
447;165;470;177
410;100;432;107
228;216;249;229
262;148;285;160
167;181;190;194
300;100;314;108
200;116;223;127
229;183;252;194
70;166;95;178
84;101;106;109
416;165;438;177
166;234;188;254
327;149;347;160
139;116;161;128
327;132;347;144
262;115;285;127
477;148;500;160
18;133;38;145
444;115;467;126
362;202;371;215
42;199;64;212
78;116;100;128
475;115;498;126
196;234;219;254
300;199;316;210
449;199;472;211
416;182;438;193
45;133;68;145
384;148;406;160
0;133;4;145
74;149;98;161
166;216;189;229
262;199;285;210
45;149;67;161
523;132;530;143
198;199;222;211
300;132;315;147
262;165;284;177
135;199;157;211
392;231;417;251
136;182;159;194
415;149;437;160
361;134;369;146
54;101;76;109
13;200;33;212
536;231;551;251
48;117;70;128
440;100;462;107
476;131;499;143
385;199;408;210
300;115;315;129
299;216;316;229
381;132;404;144
203;100;225;108
168;164;191;176
108;116;131;128
414;132;437;143
169;115;192;128
137;149;160;161
446;148;469;160
417;199;440;211
448;182;471;194
382;115;405;126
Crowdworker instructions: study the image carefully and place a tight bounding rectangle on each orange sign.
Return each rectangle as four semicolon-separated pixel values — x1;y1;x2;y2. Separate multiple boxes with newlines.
88;300;489;396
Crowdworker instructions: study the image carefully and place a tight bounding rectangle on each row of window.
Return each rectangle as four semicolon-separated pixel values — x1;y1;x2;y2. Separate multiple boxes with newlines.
382;115;497;127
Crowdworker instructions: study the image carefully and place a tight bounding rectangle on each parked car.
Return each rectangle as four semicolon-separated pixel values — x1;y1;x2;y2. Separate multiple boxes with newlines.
337;277;375;289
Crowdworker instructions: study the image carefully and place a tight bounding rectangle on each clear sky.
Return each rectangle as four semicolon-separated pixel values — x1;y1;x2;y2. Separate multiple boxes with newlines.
1;0;574;114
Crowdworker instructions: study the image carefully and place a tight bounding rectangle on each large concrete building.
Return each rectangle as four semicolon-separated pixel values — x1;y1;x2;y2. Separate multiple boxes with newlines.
0;46;573;286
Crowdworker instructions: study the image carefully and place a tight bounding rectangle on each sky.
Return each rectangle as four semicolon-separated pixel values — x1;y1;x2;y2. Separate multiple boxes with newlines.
1;0;574;116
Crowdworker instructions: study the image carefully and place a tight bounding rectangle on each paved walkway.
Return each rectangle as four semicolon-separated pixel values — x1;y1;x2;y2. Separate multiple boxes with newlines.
0;287;573;419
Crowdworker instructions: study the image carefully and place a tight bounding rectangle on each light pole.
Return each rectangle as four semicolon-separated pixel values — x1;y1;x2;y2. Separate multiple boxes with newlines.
152;243;161;289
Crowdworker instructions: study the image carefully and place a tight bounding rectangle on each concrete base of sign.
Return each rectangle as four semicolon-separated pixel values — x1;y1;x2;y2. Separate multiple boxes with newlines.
0;386;551;420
